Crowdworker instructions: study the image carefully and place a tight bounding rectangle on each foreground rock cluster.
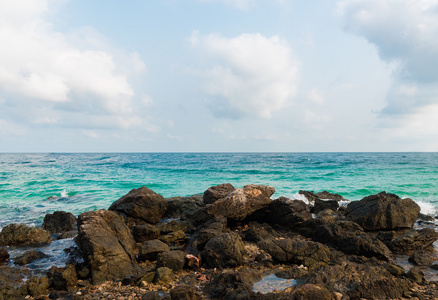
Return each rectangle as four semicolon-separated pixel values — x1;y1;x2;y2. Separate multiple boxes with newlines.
1;185;438;299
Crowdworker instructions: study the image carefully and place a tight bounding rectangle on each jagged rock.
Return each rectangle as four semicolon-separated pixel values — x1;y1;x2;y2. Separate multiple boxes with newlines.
170;285;203;300
26;275;50;297
344;192;420;231
0;248;9;263
138;239;170;262
385;263;406;276
131;224;160;243
299;190;345;203
293;219;391;260
142;290;170;300
14;250;47;266
156;250;186;271
203;183;236;205
202;232;246;269
159;230;187;245
47;264;78;291
388;228;438;255
109;186;167;224
185;207;214;228
0;223;51;246
158;220;190;234
407;266;425;283
291;284;335;300
242;222;279;243
206;184;275;220
314;199;339;215
76;209;139;284
258;239;331;271
165;195;204;220
153;267;174;284
42;211;77;234
193;216;227;251
408;250;434;266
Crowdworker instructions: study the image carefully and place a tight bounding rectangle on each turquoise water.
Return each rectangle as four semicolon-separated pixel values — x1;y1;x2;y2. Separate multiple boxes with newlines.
1;152;438;228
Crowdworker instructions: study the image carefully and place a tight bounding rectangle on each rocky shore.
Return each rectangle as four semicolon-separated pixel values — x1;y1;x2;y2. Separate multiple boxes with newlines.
1;184;438;299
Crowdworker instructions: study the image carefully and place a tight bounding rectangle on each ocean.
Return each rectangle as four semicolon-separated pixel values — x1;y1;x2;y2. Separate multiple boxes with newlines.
1;152;438;229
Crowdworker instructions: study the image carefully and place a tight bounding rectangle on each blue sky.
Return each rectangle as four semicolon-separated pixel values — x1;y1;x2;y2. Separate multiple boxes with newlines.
1;0;437;152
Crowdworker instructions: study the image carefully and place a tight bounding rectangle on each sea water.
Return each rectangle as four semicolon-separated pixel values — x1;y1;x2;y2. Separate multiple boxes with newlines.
1;152;438;228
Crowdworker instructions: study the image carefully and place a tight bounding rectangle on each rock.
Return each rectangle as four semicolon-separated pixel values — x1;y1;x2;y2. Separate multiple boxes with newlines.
185;207;214;228
407;266;425;283
418;213;434;222
158;220;190;234
314;199;339;215
131;224;160;243
142;290;170;300
193;216;227;251
185;254;201;269
0;223;51;246
203;183;236;205
165;195;204;220
154;267;174;284
138;239;170;262
206;184;275;220
242;222;279;243
388;228;438;255
344;192;420;230
156;250;186;271
14;250;47;266
202;232;246;269
159;230;187;245
409;250;434;266
42;211;77;234
385;263;406;276
76;209;139;284
291;284;335;300
170;285;203;300
258;239;331;271
47;264;78;291
109;186;167;224
293;219;391;260
0;248;9;263
299;190;345;203
26;275;50;297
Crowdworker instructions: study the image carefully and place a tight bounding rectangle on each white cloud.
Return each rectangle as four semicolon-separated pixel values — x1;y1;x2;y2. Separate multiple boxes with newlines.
191;32;299;119
0;0;145;130
307;88;325;105
338;0;438;116
199;0;255;10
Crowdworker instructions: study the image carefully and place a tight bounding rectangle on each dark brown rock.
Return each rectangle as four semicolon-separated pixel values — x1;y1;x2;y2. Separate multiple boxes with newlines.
26;275;50;297
156;250;186;271
299;190;345;203
14;250;47;266
109;186;167;224
47;264;78;291
202;232;246;269
292;284;335;300
314;199;339;215
158;220;190;234
388;228;438;255
131;224;160;243
406;266;425;283
138;239;170;262
76;209;139;284
159;230;187;245
42;211;77;233
165;195;204;220
0;223;51;246
242;222;279;243
344;192;420;230
409;250;434;266
170;285;203;300
203;183;236;205
153;267;174;284
206;184;275;220
0;248;9;263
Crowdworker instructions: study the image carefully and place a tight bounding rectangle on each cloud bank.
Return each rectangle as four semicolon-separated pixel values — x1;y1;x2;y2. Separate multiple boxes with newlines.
191;32;299;119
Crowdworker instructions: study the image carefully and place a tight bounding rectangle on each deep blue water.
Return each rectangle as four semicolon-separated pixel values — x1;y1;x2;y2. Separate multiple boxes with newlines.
1;152;437;228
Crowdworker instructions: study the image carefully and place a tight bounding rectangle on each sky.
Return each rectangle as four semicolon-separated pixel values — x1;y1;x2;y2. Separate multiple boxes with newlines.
1;0;438;152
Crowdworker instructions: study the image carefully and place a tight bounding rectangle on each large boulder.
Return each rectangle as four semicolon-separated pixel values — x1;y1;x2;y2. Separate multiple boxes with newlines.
109;187;167;224
206;184;275;220
137;239;170;262
42;211;77;234
388;228;438;255
131;224;160;243
344;192;420;231
0;223;51;246
258;239;331;271
203;183;236;205
156;250;186;271
164;195;204;220
202;232;246;268
314;199;339;215
76;209;139;284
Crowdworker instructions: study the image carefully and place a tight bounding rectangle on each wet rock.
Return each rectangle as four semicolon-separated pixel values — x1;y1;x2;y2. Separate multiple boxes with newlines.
159;230;187;245
109;186;167;224
407;266;425;283
156;250;186;271
170;285;203;300
251;198;312;226
291;284;335;300
47;264;78;291
388;228;438;255
165;194;204;220
154;267;174;284
132;224;160;243
409;250;434;266
158;220;190;234
203;183;236;205
14;250;48;266
0;248;9;263
314;199;339;215
206;185;275;220
76;209;139;284
0;223;52;246
202;232;246;269
42;211;77;234
344;192;420;231
258;239;330;271
138;239;170;262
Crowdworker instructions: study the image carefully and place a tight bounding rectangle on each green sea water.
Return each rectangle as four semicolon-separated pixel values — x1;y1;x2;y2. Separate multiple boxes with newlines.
1;152;437;228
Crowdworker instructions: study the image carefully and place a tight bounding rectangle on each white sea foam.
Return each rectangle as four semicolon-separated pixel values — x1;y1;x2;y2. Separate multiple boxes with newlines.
415;200;437;216
60;190;68;198
291;192;308;203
